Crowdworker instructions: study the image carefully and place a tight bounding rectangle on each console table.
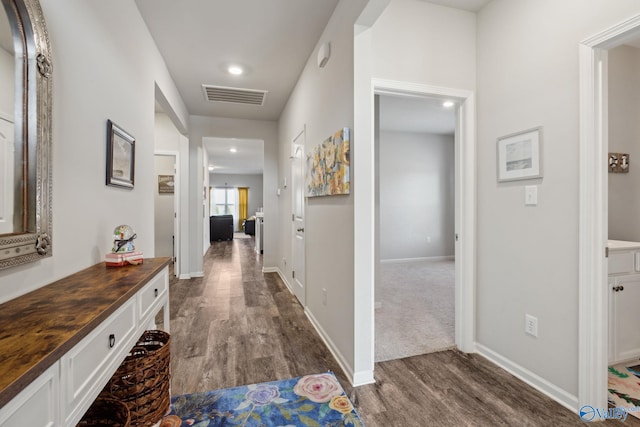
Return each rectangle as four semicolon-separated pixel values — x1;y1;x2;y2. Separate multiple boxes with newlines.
0;257;170;426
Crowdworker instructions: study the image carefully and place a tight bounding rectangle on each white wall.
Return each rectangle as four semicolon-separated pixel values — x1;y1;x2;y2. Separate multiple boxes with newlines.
278;0;368;380
0;0;188;304
608;45;640;242
0;47;13;119
476;0;640;402
189;115;278;270
379;131;454;260
352;0;476;383
210;173;264;225
371;0;476;90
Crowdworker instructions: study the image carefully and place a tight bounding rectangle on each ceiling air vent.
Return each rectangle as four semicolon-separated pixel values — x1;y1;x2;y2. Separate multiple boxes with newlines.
202;85;267;106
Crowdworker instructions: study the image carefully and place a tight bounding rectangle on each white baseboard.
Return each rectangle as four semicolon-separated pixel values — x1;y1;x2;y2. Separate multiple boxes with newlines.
178;273;191;279
475;343;578;413
265;267;294;295
381;256;454;264
304;308;356;386
191;271;204;278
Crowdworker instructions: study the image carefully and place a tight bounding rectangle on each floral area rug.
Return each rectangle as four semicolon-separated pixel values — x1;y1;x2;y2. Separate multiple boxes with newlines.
608;363;640;420
160;372;364;427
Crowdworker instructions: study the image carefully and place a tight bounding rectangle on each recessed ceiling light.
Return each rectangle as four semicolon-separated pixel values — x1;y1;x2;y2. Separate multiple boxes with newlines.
229;148;237;153
208;165;215;171
442;100;455;108
228;66;243;76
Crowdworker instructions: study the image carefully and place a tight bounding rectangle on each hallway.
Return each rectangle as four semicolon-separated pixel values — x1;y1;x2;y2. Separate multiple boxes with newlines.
166;238;626;426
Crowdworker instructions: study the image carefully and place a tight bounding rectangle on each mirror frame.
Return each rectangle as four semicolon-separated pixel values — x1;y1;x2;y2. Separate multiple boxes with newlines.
0;0;52;270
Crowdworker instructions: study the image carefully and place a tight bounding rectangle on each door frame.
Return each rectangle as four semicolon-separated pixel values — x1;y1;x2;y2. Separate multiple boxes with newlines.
291;127;306;306
155;150;180;278
353;77;476;385
578;13;640;411
373;79;476;351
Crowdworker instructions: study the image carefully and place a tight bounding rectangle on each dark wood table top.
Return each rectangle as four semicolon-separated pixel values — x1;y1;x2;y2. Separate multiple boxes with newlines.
0;257;170;408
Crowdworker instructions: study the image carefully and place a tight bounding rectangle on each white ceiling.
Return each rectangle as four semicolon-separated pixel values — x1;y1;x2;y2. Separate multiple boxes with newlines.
136;0;489;174
204;137;264;175
421;0;492;12
135;0;339;122
379;95;456;135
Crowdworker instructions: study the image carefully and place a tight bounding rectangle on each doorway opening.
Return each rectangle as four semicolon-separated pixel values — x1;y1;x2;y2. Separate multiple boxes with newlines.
579;13;640;412
204;137;264;250
291;127;306;306
154;152;178;276
375;94;456;361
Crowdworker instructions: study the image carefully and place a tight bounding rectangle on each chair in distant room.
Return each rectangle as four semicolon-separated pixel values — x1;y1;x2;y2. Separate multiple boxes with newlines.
210;215;233;241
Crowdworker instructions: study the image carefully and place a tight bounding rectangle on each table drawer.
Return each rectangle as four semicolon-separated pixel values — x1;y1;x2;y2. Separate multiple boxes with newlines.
61;299;136;425
0;363;58;427
139;269;167;322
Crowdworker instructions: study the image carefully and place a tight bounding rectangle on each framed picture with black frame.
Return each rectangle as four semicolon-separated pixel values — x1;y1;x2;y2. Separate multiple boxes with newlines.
106;119;135;189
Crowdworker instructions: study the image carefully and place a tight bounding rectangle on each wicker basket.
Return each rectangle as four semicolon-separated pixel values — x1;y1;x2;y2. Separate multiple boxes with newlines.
101;330;171;426
77;397;131;426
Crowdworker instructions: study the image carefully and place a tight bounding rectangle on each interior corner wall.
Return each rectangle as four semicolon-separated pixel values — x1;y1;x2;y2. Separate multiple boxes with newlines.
476;0;640;403
277;0;368;379
379;131;454;260
0;0;188;304
188;115;278;272
608;45;640;242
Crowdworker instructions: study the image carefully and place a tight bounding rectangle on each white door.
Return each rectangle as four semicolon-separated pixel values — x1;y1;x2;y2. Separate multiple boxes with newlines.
291;129;306;305
0;118;14;234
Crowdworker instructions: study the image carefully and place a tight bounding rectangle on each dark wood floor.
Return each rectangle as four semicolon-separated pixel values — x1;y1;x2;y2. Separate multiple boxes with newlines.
167;237;633;426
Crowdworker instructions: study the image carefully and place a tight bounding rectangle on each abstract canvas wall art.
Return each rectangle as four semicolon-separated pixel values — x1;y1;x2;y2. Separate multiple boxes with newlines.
306;128;350;197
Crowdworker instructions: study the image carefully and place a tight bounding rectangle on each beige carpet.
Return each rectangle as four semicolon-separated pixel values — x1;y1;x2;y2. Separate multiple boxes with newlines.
375;258;455;362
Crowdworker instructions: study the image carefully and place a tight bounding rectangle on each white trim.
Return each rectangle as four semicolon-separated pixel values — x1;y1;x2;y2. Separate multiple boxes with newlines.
265;267;295;295
190;271;204;278
371;78;477;356
476;344;578;413
178;273;191;280
578;13;640;411
304;308;374;387
380;256;454;264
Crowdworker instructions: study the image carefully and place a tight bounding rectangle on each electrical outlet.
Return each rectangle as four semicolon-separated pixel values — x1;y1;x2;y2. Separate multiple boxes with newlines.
322;288;327;306
525;314;538;337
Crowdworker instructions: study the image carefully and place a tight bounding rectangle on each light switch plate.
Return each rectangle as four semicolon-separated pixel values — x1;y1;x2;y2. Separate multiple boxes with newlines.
525;185;538;206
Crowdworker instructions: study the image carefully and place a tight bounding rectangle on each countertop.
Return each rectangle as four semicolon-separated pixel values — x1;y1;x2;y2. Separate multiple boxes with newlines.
0;257;170;408
608;240;640;251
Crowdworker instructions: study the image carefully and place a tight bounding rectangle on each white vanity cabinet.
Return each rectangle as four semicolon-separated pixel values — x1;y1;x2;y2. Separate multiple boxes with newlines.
0;258;170;427
608;241;640;364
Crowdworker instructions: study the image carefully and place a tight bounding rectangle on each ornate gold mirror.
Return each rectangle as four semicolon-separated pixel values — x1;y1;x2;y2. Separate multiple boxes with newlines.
0;0;52;270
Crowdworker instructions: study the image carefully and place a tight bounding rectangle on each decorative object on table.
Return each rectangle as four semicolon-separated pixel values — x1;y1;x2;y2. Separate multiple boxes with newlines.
160;372;364;427
106;119;136;189
102;330;171;427
496;126;543;182
306;128;350;197
609;153;630;173
77;396;131;426
106;225;143;266
158;174;175;194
